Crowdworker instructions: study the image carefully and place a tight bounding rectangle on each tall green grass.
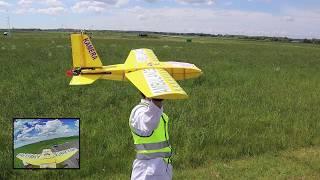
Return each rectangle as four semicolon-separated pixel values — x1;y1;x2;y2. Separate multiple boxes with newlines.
0;31;319;179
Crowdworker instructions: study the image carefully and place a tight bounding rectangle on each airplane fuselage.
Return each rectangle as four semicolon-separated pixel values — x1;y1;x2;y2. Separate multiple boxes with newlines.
75;61;202;81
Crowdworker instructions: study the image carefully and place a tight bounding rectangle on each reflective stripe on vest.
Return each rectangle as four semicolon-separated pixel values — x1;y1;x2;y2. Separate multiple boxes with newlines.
136;152;172;160
135;140;170;150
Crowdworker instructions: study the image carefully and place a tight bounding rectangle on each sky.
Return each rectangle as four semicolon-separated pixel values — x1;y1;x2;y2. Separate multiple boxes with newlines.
13;118;79;149
0;0;319;38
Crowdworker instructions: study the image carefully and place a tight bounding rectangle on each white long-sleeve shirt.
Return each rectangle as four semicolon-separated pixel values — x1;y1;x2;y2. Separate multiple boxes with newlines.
130;99;172;180
130;99;163;136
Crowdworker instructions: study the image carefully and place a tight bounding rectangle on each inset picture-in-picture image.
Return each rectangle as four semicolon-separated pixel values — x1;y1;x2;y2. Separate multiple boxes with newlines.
13;118;80;169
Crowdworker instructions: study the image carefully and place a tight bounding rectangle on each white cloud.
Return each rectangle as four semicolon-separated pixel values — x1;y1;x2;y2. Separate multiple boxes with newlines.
15;6;65;15
14;8;32;14
0;1;10;11
14;120;26;138
71;1;108;13
35;119;63;135
142;0;217;4
144;0;158;3
3;0;320;38
247;0;272;2
14;120;36;141
75;120;79;127
79;7;319;38
177;0;215;5
22;126;34;134
16;0;34;14
17;136;37;142
64;128;71;133
95;0;129;6
36;7;65;15
71;0;129;13
283;16;294;22
17;0;33;7
42;0;64;7
27;120;38;126
14;119;79;149
34;119;79;137
137;14;147;20
14;120;25;130
18;0;64;7
15;0;65;15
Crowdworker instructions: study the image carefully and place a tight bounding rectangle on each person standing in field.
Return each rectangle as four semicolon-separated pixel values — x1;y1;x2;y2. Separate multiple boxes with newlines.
129;93;173;180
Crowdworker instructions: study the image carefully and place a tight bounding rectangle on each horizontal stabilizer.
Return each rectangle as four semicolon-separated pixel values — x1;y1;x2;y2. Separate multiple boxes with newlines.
69;75;101;85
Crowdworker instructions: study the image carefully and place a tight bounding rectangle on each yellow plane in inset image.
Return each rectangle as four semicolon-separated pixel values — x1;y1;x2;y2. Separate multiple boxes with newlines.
67;33;203;99
16;148;78;168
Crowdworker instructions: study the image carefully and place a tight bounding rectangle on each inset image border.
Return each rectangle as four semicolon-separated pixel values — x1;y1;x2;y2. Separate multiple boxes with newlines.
12;118;80;169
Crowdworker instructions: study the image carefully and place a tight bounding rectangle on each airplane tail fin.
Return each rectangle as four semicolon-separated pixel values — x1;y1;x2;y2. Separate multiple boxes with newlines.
71;33;103;68
68;33;103;85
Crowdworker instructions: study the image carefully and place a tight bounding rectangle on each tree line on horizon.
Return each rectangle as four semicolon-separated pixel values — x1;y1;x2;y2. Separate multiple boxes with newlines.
1;28;319;44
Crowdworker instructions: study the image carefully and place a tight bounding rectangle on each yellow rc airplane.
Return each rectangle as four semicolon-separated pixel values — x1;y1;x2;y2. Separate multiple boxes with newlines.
16;148;78;168
67;33;202;99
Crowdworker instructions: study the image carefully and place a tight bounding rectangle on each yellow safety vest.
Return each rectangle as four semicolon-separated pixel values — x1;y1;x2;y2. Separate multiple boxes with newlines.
129;102;172;160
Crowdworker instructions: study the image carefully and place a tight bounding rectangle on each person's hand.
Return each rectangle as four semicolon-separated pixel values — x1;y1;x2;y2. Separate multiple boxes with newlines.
151;99;163;109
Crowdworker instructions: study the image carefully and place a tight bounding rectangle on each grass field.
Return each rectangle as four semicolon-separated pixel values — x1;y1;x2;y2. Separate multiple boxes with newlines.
13;136;79;168
0;31;319;179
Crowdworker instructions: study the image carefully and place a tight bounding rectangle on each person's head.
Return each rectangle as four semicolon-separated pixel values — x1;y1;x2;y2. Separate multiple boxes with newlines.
140;92;163;108
151;98;163;108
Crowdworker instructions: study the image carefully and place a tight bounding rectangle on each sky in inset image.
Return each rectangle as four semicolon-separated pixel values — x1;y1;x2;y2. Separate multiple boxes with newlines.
14;119;79;149
0;0;319;38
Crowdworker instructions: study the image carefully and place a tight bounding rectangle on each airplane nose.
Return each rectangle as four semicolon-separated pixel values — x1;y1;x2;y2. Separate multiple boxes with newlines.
66;69;73;77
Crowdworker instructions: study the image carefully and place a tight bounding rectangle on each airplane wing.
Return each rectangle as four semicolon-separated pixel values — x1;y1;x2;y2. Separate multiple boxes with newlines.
16;153;50;166
161;61;202;80
124;48;159;67
53;148;78;164
125;68;188;99
16;148;78;166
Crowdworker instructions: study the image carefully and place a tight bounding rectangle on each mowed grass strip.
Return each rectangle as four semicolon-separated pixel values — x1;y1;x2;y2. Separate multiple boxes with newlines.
0;31;319;179
174;146;320;179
